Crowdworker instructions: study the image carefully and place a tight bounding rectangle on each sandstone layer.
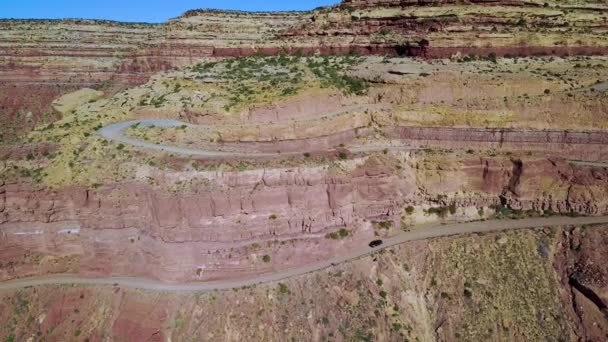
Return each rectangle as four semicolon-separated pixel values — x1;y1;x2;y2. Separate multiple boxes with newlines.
1;153;607;282
3;0;608;138
1;2;608;340
0;225;607;341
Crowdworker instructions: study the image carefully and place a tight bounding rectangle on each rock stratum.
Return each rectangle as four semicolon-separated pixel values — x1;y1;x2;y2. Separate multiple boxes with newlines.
1;154;607;283
1;225;608;341
2;0;608;138
1;1;608;341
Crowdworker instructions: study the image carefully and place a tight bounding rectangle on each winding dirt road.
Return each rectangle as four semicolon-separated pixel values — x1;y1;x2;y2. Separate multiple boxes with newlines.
98;119;280;158
570;160;608;168
85;107;608;293
97;104;387;158
1;216;607;292
98;112;608;165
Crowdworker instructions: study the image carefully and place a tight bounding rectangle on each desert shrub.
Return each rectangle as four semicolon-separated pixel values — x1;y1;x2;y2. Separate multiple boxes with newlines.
375;221;393;230
426;206;450;218
326;228;351;239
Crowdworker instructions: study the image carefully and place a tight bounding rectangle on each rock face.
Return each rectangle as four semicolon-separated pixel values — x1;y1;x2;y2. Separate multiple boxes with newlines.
2;1;608;138
1;155;607;282
341;0;528;6
1;2;607;339
392;127;608;161
0;226;606;341
554;227;608;341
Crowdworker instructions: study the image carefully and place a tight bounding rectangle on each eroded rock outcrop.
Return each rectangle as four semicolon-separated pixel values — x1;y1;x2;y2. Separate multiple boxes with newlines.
554;226;608;341
0;226;605;341
3;0;608;138
1;155;606;282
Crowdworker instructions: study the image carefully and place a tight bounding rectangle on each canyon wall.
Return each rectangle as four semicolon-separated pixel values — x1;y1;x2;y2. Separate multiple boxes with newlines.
1;155;607;282
3;0;608;138
4;225;607;341
392;126;608;161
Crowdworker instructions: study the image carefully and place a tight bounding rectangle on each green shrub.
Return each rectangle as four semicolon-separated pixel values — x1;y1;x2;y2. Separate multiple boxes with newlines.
326;228;351;240
448;203;457;215
376;221;393;230
487;52;497;63
338;228;350;238
426;206;451;218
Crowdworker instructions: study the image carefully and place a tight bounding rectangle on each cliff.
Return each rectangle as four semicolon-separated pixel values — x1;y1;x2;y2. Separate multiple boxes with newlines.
2;0;608;139
1;154;607;282
1;225;607;341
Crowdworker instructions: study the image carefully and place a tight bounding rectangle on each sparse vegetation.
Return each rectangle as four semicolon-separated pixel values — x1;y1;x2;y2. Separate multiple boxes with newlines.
374;221;393;230
2;8;608;342
278;283;290;295
425;206;452;219
188;55;367;112
326;228;351;240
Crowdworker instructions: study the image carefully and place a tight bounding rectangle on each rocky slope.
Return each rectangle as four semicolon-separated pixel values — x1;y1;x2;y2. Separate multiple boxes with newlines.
0;225;606;341
1;153;607;282
1;3;608;340
2;0;608;139
1;53;607;283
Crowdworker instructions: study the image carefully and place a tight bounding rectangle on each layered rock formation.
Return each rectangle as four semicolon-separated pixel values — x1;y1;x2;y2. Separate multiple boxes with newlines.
3;0;608;138
0;225;606;341
1;154;607;282
391;126;608;161
1;2;607;340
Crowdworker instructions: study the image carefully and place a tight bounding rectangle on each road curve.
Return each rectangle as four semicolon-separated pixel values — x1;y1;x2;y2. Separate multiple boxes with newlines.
1;216;607;292
98;118;608;166
97;104;387;158
98;119;280;158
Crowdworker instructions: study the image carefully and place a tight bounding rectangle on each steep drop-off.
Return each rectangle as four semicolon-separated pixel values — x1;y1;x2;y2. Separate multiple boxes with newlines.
1;154;607;282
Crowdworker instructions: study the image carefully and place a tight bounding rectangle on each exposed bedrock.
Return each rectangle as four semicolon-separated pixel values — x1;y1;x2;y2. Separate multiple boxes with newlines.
219;125;608;159
391;126;608;161
554;226;608;340
340;0;536;7
3;0;608;134
1;155;607;282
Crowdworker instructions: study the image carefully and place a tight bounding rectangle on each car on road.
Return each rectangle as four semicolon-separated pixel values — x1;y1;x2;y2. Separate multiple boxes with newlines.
368;240;383;248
